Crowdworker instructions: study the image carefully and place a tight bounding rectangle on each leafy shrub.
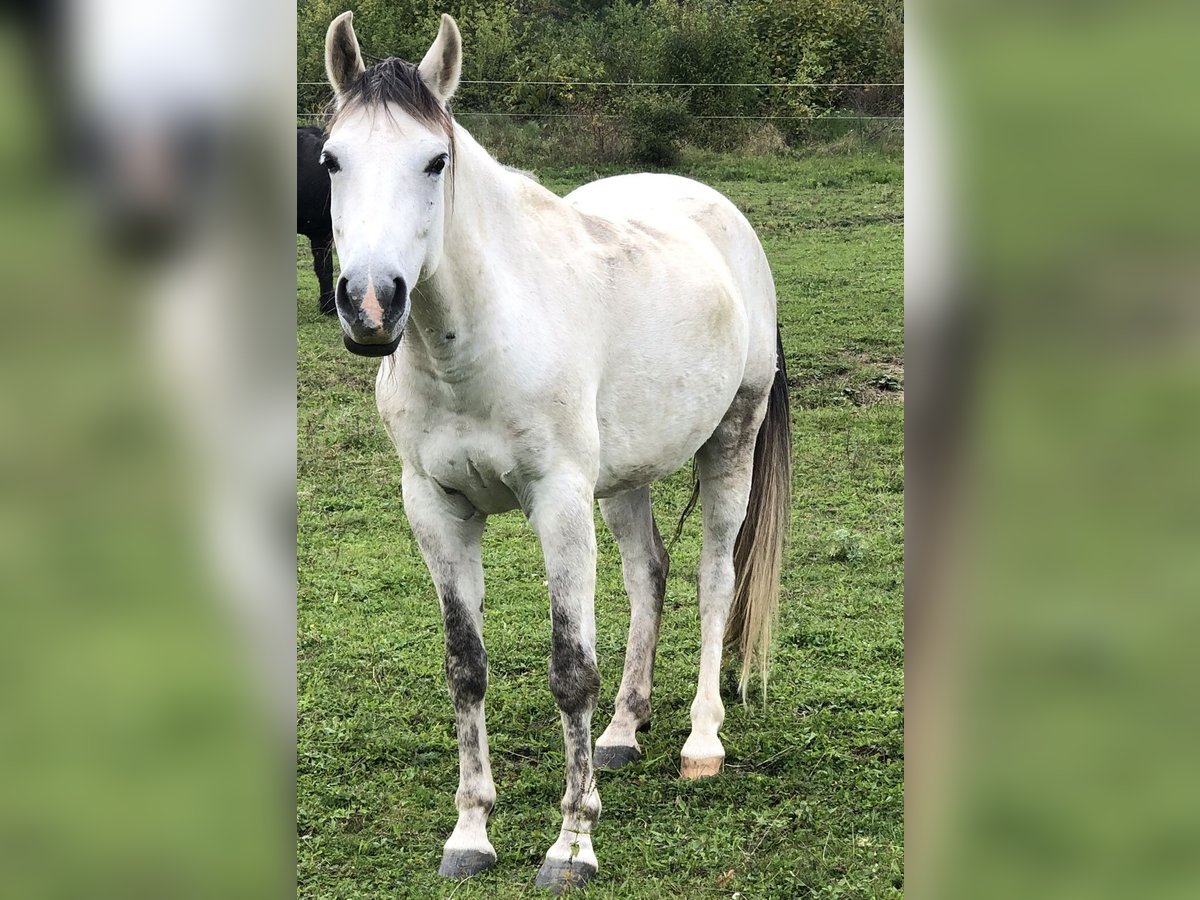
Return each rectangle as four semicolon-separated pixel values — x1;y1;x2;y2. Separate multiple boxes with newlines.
659;1;766;115
622;92;692;166
744;0;903;114
579;1;669;86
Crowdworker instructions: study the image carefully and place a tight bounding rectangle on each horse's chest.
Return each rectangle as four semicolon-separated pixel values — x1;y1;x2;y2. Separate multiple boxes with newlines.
385;401;520;513
423;431;517;513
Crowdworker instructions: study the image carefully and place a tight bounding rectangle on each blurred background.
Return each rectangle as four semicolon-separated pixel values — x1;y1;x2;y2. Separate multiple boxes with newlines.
907;1;1200;897
0;0;294;896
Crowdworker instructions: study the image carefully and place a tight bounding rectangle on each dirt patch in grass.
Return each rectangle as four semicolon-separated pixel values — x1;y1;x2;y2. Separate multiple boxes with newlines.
847;353;904;406
790;351;904;408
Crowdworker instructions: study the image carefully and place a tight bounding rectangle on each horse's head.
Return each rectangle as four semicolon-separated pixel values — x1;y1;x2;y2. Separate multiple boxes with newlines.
322;12;461;357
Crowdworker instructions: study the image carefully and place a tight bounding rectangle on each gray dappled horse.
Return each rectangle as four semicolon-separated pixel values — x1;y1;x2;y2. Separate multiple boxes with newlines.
320;11;791;891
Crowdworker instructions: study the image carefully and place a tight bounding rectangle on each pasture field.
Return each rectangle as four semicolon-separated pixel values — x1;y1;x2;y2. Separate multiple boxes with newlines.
298;149;903;898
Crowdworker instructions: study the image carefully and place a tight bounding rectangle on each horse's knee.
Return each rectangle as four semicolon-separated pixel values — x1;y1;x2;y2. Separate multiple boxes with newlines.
549;655;599;716
445;647;487;707
443;598;487;706
548;632;599;716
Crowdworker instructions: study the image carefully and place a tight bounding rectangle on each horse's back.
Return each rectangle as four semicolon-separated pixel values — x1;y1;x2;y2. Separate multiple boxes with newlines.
565;172;736;223
566;174;758;256
566;173;776;346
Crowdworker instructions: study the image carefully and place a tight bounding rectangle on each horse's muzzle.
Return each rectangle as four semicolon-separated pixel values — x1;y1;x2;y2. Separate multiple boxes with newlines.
336;273;408;356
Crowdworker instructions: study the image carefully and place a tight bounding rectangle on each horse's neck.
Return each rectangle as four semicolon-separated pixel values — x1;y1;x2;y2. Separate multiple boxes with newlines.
405;126;565;375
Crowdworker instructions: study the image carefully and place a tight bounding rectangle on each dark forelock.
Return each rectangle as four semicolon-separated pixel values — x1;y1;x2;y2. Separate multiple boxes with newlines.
330;58;454;140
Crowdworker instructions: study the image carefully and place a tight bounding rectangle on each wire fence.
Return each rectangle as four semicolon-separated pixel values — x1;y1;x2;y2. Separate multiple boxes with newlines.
296;77;903;161
297;80;904;120
298;80;902;88
298;111;902;120
297;82;903;120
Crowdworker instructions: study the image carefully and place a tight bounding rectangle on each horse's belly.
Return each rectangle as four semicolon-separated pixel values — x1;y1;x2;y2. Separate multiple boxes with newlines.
594;453;693;498
594;351;744;497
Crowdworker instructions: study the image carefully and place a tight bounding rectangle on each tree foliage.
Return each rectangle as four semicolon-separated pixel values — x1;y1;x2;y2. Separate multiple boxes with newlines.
297;0;902;162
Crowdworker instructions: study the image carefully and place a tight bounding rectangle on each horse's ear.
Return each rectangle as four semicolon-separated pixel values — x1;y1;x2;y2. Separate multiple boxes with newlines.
418;14;462;105
325;11;365;101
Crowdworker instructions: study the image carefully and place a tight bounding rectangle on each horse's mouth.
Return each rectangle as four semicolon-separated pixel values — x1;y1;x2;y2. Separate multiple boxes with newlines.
343;333;402;357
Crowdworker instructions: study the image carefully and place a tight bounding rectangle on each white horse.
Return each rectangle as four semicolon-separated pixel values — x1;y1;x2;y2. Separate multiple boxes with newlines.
321;11;792;891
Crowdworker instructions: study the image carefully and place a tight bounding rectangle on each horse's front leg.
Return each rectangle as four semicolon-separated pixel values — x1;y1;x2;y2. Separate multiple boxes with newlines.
526;472;602;891
402;471;497;879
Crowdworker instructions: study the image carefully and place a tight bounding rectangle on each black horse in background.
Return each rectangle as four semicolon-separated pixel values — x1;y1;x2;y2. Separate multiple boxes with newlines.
298;126;336;315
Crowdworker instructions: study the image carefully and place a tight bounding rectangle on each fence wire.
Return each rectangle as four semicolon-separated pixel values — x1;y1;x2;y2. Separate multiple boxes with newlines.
296;78;905;129
298;80;902;88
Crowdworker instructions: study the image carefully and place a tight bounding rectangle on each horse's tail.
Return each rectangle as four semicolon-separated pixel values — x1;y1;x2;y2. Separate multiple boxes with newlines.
726;327;792;701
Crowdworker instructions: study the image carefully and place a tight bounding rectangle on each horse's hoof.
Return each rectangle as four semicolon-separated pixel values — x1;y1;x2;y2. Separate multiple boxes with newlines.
680;754;724;779
438;848;496;879
318;300;337;316
535;857;596;894
594;744;642;770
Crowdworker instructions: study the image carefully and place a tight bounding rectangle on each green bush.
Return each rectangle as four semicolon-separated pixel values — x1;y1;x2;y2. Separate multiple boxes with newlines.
621;92;692;166
581;1;668;86
659;1;766;114
744;0;903;114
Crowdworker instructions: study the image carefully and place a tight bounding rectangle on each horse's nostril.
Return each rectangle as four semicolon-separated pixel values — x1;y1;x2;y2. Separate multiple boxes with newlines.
335;273;406;334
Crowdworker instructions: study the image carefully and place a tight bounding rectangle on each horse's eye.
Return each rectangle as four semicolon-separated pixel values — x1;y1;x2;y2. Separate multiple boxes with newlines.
320;152;340;173
426;154;448;176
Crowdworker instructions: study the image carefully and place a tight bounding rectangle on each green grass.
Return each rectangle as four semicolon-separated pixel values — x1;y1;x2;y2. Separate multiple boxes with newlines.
298;148;903;898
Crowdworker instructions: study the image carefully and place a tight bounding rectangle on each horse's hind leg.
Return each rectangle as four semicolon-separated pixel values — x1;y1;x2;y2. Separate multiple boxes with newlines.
595;487;667;770
681;394;765;778
402;471;497;878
